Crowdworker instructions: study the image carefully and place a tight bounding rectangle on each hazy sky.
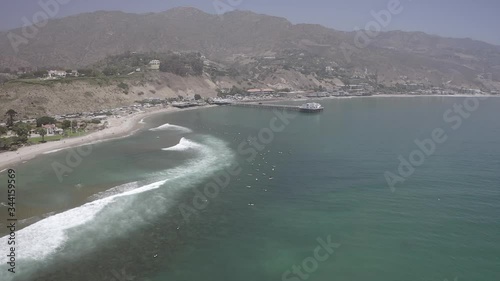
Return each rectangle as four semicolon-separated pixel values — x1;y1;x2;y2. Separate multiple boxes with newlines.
1;0;499;45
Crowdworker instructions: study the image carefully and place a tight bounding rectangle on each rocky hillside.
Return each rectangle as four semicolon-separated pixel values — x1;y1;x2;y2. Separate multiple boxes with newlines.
1;7;500;118
0;72;221;118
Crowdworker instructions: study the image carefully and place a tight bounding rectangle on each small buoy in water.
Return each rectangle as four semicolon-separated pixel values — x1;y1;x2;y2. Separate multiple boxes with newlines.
256;178;259;181
153;254;158;258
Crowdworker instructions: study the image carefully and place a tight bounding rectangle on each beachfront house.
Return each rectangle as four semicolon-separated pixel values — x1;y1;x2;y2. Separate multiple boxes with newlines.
42;124;56;135
41;124;63;135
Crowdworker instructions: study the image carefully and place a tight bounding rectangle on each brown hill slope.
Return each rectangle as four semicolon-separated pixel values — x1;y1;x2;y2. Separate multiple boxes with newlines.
0;8;499;88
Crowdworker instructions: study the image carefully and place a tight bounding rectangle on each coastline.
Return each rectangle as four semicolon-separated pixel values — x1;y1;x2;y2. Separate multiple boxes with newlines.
1;93;495;171
0;105;215;171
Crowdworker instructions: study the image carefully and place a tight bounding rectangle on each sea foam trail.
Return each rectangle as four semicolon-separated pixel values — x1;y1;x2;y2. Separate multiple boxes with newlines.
0;136;233;269
42;148;66;154
162;137;201;151
149;123;193;133
0;180;167;264
42;140;102;155
88;181;140;201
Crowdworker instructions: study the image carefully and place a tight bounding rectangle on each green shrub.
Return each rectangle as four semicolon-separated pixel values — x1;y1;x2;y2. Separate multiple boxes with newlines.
117;82;129;90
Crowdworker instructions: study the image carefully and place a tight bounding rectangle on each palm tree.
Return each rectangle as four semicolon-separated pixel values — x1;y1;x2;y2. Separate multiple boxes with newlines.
5;109;17;128
71;120;78;134
36;128;47;142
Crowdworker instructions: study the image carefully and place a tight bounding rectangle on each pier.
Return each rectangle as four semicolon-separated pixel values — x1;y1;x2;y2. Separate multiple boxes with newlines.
228;102;323;113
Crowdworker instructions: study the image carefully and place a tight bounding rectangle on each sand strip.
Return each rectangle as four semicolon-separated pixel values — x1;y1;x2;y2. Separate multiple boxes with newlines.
0;105;214;171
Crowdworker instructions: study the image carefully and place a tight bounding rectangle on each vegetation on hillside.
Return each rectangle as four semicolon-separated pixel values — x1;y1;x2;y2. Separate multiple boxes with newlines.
5;109;17;128
92;51;204;77
36;116;56;127
217;86;247;97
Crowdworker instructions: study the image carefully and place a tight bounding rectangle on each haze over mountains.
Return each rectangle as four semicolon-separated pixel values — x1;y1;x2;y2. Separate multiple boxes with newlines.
1;7;500;89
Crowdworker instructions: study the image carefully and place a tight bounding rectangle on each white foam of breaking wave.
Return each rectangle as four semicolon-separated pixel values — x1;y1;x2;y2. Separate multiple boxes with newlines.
0;169;6;174
162;137;201;151
42;139;104;155
43;148;66;154
149;123;192;133
0;136;233;267
0;180;167;264
88;181;140;201
139;118;146;124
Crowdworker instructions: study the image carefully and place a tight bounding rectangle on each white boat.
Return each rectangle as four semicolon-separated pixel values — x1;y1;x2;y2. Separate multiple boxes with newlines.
299;103;324;113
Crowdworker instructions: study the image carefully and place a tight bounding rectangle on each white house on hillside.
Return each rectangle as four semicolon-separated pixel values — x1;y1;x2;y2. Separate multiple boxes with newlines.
48;70;67;79
149;60;161;70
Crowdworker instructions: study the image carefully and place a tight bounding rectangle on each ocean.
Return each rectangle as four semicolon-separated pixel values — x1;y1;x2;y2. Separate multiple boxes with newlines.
0;96;499;281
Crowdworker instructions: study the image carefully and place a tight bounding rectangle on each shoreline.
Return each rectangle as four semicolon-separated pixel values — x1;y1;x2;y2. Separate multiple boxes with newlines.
0;105;215;171
228;93;500;104
309;93;500;100
1;94;495;171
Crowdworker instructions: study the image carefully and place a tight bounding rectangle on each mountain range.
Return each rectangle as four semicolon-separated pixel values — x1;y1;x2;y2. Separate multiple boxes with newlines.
1;7;500;89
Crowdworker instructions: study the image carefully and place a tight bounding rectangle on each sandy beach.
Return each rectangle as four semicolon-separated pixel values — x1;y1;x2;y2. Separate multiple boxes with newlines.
0;105;214;171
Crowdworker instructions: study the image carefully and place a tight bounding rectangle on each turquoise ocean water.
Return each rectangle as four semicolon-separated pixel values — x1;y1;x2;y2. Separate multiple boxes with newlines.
0;97;499;281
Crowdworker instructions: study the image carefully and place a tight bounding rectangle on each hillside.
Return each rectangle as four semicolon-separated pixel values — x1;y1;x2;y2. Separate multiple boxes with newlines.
0;8;499;89
1;7;500;117
0;72;221;118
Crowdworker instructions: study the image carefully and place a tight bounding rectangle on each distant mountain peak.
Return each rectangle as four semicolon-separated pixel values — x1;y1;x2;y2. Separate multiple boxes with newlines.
0;9;498;90
162;6;208;15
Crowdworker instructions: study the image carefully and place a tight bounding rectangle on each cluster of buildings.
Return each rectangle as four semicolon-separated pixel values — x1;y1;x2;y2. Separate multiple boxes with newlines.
399;85;497;96
45;70;79;80
36;124;64;136
149;60;161;70
246;88;276;95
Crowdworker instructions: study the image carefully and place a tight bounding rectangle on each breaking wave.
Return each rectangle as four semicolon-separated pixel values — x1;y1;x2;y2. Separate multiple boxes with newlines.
149;123;192;133
42;148;66;154
0;135;234;277
162;137;202;151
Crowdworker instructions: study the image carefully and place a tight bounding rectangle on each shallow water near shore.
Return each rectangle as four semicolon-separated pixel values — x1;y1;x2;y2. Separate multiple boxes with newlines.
1;97;500;281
